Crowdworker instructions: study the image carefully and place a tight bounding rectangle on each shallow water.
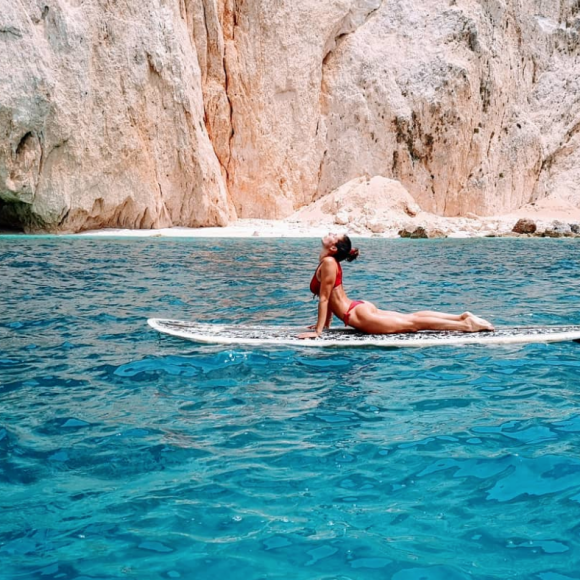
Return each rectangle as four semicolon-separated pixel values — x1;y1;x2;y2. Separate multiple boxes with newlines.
1;237;580;580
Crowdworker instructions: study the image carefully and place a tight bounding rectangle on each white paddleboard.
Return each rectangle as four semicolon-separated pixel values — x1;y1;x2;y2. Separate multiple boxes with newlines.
148;318;580;348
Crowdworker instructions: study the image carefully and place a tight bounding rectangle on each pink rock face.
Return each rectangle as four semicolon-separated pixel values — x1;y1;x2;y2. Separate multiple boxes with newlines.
221;0;580;219
0;0;579;232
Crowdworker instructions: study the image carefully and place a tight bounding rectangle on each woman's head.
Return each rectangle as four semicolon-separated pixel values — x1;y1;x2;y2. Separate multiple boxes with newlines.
323;233;359;262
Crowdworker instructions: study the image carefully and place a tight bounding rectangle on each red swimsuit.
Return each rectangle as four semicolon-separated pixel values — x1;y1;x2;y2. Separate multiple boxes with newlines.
310;260;364;327
343;300;365;327
310;261;342;295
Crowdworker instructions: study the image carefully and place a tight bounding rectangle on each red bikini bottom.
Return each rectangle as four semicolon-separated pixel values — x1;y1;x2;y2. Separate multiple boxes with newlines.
344;300;364;327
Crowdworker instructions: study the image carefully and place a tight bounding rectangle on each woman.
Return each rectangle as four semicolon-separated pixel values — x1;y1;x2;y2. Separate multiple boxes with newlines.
298;233;494;339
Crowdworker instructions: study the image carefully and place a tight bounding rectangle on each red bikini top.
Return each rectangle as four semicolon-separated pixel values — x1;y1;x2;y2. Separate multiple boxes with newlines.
310;259;342;296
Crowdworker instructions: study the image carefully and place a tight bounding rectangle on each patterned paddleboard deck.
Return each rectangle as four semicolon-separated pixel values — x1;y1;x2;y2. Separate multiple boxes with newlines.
148;319;580;348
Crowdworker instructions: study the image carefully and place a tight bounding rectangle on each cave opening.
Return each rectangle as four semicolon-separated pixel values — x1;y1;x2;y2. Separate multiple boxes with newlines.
0;199;32;233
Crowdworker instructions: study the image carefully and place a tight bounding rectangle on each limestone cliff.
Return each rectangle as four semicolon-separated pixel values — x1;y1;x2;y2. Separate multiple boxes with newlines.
0;0;233;232
0;0;579;232
316;0;580;216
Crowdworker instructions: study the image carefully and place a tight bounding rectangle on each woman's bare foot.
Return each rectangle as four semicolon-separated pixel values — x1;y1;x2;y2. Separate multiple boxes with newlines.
465;314;495;332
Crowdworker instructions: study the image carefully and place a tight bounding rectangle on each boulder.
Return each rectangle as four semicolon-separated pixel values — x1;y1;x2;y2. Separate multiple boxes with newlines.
409;227;428;239
428;229;448;239
542;220;573;237
290;176;422;232
398;226;446;239
512;219;537;234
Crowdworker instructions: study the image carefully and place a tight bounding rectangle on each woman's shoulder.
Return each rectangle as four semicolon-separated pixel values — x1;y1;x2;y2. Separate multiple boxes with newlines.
320;256;338;268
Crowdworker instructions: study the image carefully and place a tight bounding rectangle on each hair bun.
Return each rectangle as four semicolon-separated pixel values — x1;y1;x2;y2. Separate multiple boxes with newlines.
347;247;359;262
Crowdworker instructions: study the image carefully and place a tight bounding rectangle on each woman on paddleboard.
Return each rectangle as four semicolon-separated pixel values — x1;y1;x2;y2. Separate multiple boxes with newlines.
298;233;494;339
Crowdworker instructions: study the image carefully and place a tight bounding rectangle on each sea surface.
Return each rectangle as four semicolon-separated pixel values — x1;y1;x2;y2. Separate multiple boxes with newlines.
1;236;580;580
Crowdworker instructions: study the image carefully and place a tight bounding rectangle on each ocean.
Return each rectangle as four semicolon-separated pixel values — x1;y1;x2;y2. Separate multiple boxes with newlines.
1;236;580;579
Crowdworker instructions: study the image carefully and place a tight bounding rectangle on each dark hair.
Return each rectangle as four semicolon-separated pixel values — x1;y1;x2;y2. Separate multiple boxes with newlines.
335;235;359;263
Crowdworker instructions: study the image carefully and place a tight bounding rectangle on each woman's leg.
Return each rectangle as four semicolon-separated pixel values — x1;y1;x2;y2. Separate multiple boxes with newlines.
412;310;472;321
410;312;493;331
350;305;493;334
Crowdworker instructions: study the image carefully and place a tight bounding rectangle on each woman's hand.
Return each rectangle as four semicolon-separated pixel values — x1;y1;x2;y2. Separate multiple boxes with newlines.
297;331;320;339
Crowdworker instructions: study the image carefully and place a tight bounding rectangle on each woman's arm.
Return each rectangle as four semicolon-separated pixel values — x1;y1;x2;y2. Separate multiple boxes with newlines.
299;259;336;339
307;310;332;330
324;310;333;329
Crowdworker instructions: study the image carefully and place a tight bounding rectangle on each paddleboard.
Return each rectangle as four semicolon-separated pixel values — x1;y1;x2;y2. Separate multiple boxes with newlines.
148;318;580;348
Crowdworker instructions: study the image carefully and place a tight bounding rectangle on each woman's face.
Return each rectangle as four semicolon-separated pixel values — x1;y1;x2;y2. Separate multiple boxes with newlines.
322;232;341;251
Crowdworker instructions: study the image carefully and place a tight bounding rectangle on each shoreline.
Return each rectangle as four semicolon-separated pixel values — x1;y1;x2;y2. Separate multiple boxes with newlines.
1;205;579;239
47;210;580;239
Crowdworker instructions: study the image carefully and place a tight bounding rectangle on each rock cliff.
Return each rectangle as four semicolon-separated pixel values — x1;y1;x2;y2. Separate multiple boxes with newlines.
0;0;233;232
0;0;579;232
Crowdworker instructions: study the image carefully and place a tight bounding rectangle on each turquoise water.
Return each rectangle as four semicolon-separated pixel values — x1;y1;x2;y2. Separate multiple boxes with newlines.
1;237;580;580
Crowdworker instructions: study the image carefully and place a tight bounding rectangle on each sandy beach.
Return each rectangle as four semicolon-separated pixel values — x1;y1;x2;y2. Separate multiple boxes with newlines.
77;200;580;239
